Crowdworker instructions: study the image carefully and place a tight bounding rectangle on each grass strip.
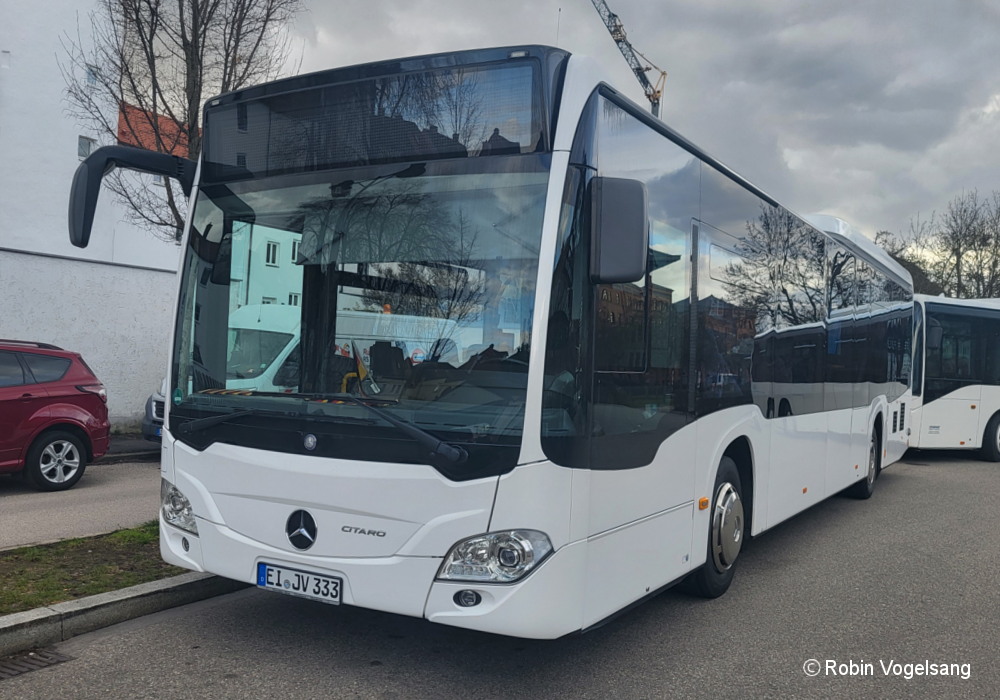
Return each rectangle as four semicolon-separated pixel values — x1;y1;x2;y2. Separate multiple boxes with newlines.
0;521;185;615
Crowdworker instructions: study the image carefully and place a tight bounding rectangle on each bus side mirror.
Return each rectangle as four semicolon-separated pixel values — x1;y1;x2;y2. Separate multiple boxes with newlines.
69;145;197;248
589;176;649;284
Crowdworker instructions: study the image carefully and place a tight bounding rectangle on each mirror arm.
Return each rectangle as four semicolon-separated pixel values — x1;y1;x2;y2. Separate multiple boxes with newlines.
93;145;197;196
69;145;197;249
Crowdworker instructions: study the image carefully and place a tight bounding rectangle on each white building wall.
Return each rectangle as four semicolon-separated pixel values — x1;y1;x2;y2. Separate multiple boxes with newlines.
0;1;180;427
0;251;174;424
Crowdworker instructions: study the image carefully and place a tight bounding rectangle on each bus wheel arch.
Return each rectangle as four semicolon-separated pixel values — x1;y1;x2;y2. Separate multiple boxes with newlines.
848;414;882;500
683;438;753;599
722;436;754;537
981;411;1000;462
873;412;884;475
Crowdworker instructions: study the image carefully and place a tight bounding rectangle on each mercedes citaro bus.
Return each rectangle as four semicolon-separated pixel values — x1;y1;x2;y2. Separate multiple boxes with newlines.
68;46;912;638
907;295;1000;460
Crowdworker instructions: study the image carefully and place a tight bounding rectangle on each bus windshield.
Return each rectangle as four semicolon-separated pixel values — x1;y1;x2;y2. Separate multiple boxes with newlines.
171;153;549;473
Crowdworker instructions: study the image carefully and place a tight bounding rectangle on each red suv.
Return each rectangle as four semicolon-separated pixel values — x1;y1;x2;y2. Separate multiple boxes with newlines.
0;340;110;491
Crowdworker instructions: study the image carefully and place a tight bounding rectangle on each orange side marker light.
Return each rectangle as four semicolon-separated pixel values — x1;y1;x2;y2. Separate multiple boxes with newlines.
972;404;977;409
802;487;808;494
960;441;966;445
698;497;709;510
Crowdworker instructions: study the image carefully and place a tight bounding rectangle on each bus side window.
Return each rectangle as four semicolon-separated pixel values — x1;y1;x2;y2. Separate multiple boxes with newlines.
588;95;695;470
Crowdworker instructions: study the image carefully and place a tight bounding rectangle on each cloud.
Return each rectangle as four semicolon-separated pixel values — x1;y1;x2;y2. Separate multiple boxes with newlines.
287;0;1000;238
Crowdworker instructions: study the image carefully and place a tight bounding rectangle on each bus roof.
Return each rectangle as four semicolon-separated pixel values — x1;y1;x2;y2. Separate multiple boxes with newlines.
914;294;1000;310
805;214;912;290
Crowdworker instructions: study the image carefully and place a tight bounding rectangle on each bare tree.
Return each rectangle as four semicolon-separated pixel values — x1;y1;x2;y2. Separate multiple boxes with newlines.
62;0;302;241
964;191;1000;298
359;210;486;330
933;190;983;298
720;204;825;332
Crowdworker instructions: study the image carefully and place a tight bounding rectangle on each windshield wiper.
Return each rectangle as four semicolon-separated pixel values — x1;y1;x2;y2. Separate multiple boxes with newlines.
174;408;281;435
314;393;468;465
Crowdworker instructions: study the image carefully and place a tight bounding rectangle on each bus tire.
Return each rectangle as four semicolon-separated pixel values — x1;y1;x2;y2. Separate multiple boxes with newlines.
981;413;1000;462
848;430;880;499
683;456;744;599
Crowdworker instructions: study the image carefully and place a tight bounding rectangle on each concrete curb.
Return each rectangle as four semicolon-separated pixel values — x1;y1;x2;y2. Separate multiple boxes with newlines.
100;451;160;464
0;573;249;657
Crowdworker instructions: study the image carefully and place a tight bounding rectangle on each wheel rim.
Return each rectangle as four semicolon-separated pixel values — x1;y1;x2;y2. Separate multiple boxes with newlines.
711;482;744;571
867;435;878;485
39;440;81;484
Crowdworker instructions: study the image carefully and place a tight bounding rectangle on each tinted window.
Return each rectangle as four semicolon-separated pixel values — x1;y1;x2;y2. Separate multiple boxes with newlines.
0;351;25;387
589;96;694;469
540;166;592;468
912;302;924;397
925;305;981;402
696;221;765;417
540;94;694;470
853;260;872;406
203;61;545;182
22;353;72;383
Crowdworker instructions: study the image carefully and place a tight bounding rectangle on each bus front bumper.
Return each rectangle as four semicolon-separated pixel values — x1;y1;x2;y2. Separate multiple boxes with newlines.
161;517;586;639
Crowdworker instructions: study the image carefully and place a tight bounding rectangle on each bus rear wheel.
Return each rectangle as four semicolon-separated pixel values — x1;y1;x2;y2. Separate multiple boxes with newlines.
981;413;1000;462
848;431;879;499
683;457;744;599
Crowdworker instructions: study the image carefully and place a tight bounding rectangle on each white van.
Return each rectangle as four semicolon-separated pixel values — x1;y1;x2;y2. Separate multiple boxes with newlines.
223;304;474;393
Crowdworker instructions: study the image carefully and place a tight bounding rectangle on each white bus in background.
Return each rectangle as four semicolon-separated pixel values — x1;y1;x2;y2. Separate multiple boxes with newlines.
908;295;1000;461
69;45;911;639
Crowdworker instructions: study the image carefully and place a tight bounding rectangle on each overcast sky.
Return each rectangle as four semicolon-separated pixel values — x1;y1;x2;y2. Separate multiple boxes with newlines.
287;0;1000;240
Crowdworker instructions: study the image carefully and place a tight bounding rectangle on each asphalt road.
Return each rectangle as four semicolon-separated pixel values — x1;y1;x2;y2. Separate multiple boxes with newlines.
5;451;1000;699
0;460;161;550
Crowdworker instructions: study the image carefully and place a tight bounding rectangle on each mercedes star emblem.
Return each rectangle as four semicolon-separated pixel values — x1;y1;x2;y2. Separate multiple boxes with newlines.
304;433;317;450
286;510;317;550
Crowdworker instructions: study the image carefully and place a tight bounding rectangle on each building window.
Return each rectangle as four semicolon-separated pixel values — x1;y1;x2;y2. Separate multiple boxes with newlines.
288;293;301;307
265;241;279;266
78;136;95;160
152;174;165;187
236;153;246;168
291;240;299;263
262;297;277;305
237;103;248;132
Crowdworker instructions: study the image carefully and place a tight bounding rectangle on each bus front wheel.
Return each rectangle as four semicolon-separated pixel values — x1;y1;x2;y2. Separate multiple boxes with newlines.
683;457;744;599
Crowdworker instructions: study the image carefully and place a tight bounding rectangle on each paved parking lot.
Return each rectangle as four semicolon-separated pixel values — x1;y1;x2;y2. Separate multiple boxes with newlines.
5;451;1000;699
0;460;161;550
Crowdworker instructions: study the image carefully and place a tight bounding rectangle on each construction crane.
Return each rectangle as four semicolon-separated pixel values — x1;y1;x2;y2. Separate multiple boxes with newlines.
589;0;667;118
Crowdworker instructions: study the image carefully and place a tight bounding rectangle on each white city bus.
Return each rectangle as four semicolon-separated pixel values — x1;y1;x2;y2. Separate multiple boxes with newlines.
68;46;912;639
908;295;1000;461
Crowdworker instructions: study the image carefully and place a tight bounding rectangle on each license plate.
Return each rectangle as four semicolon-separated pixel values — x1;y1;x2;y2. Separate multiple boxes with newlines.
257;563;342;605
156;428;162;436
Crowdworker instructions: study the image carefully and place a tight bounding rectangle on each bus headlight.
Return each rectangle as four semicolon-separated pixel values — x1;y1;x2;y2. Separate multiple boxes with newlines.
437;530;552;583
160;479;198;535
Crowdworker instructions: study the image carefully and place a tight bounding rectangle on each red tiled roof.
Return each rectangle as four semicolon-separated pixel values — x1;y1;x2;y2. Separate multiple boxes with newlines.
117;103;192;157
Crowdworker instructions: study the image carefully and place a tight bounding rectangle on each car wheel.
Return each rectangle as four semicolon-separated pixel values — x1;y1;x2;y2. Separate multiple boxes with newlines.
682;456;744;599
24;431;87;492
